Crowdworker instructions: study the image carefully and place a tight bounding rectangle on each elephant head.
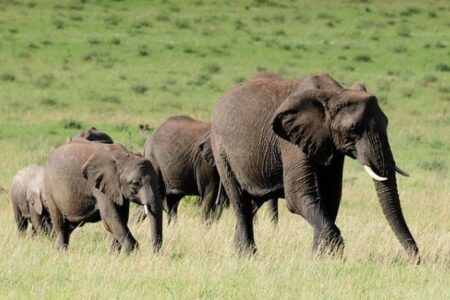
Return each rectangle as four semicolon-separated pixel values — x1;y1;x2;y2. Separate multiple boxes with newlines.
272;86;419;262
82;145;162;251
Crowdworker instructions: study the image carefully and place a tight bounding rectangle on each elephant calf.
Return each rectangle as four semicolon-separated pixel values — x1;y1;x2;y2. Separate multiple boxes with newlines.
44;139;163;253
10;165;52;235
142;115;228;224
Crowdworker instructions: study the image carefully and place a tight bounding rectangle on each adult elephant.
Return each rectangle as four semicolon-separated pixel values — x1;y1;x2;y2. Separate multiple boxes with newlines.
211;73;419;263
141;115;229;224
10;165;52;235
44;139;163;253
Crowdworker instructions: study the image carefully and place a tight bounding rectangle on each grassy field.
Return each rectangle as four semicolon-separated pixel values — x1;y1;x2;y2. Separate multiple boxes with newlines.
0;0;449;298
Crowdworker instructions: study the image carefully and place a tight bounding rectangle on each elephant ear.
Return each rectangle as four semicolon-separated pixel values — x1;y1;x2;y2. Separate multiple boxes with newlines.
27;189;43;215
271;89;336;165
82;150;123;205
198;132;215;166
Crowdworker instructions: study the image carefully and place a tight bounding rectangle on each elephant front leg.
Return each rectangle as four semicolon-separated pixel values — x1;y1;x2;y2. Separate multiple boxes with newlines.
282;147;343;257
314;153;345;256
95;192;138;253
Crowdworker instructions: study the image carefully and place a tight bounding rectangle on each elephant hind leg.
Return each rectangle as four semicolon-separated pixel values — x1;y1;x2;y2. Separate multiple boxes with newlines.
200;182;223;225
165;194;182;224
46;193;70;250
266;198;279;225
12;203;28;234
214;148;256;254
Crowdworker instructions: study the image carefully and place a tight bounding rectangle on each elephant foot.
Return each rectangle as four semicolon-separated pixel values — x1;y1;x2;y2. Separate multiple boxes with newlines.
235;243;257;256
109;238;122;253
313;225;344;258
234;235;257;256
56;242;69;251
121;239;139;254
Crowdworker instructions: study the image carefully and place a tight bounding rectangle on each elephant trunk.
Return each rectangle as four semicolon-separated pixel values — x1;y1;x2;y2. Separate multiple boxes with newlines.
140;184;163;252
357;132;420;263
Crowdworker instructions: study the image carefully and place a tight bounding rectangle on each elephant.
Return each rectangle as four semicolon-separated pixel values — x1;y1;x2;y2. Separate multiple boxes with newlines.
141;115;228;224
10;165;52;235
140;115;279;225
210;72;419;263
71;127;114;144
44;139;163;253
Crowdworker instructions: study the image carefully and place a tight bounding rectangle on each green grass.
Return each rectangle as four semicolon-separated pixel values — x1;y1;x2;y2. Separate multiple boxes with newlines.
0;0;449;299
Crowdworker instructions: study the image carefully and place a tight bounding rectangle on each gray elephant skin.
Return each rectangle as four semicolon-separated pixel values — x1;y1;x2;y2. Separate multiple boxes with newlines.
10;165;52;235
142;115;228;224
210;73;419;263
44;139;163;253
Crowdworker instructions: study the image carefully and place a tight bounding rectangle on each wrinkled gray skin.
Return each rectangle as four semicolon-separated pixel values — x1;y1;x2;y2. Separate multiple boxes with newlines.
141;116;229;224
10;165;52;235
44;140;163;253
211;73;419;263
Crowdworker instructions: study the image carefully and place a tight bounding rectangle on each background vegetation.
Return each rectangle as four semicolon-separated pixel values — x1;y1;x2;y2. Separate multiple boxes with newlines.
0;0;449;298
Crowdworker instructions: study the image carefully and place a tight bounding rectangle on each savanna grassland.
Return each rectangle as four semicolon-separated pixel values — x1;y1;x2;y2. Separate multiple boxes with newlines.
0;0;449;298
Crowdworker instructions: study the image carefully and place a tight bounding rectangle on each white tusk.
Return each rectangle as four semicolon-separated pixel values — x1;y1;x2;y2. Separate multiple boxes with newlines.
144;205;149;216
363;165;388;181
395;166;410;177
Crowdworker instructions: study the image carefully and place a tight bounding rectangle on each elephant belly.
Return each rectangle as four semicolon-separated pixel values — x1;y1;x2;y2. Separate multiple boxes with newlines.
162;172;198;196
50;179;99;223
226;141;284;198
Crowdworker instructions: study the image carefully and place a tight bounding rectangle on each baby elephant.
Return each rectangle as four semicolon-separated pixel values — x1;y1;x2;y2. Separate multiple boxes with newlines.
10;165;52;235
142;115;228;224
44;140;163;253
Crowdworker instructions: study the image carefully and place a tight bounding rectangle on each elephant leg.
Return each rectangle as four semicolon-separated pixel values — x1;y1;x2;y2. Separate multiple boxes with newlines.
96;192;138;253
281;146;343;256
214;148;256;254
47;196;70;250
29;208;43;235
232;192;256;255
165;194;182;224
266;198;279;225
41;214;53;236
314;154;345;252
108;234;122;252
200;181;223;224
132;205;147;224
12;203;28;234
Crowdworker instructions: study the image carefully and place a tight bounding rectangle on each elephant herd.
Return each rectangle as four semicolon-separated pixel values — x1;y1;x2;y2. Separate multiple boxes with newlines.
10;73;420;263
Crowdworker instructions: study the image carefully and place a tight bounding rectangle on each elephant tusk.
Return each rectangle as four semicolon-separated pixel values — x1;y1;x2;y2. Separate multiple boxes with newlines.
395;166;410;177
144;205;149;216
363;165;388;181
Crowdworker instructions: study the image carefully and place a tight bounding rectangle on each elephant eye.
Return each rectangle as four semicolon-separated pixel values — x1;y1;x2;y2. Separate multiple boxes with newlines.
348;126;359;137
131;180;141;188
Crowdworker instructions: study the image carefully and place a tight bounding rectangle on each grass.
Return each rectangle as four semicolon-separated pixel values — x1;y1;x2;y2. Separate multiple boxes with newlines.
0;0;449;299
